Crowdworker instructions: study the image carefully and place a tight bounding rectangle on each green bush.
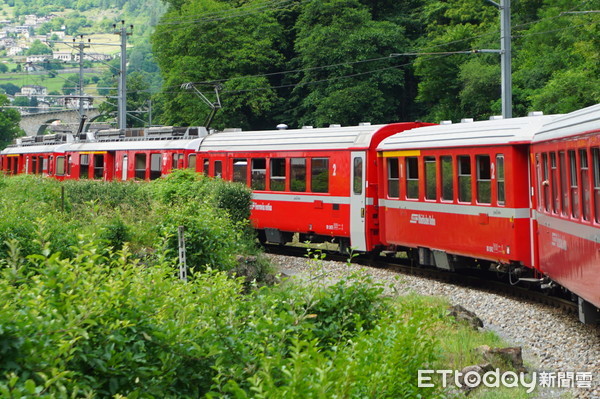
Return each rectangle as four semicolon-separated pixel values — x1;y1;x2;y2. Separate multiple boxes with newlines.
61;179;150;211
155;202;242;272
147;168;211;205
212;179;252;224
0;233;448;398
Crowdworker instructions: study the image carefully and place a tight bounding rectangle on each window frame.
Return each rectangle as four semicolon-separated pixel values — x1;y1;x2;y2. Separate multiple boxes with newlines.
310;157;329;193
269;158;286;191
458;155;472;203
405;156;419;200
387;157;400;199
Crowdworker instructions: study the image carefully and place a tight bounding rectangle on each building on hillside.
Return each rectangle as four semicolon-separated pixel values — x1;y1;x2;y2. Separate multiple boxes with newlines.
7;46;24;56
20;85;48;97
64;95;93;110
49;30;66;39
74;52;113;62
52;51;73;62
26;55;50;63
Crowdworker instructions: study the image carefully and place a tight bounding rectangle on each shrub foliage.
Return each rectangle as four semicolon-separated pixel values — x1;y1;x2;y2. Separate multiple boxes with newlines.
0;173;446;398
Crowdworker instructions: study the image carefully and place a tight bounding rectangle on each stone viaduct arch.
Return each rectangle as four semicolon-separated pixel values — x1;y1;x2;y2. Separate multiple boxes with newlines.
19;109;101;136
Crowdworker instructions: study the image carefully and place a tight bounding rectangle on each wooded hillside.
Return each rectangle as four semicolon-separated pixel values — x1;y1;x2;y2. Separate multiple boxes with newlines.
150;0;599;129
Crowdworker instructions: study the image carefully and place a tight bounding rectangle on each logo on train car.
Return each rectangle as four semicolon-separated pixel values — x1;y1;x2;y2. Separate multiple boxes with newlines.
551;232;567;250
486;243;507;254
326;223;344;231
409;213;437;226
251;203;273;211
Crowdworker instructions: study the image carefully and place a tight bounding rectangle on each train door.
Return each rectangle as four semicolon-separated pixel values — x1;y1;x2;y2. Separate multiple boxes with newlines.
122;155;128;181
350;151;367;251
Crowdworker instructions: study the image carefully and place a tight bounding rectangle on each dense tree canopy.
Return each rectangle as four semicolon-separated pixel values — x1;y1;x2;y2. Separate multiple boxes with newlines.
25;39;52;56
0;95;23;149
146;0;598;128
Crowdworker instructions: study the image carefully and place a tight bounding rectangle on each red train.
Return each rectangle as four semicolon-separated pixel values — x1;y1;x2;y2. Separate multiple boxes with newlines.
1;105;599;323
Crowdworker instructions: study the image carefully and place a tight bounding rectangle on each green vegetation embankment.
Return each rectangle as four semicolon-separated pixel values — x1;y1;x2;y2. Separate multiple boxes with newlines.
0;171;528;398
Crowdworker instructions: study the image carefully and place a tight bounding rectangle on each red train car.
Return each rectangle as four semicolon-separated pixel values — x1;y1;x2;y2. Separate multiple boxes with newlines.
1;127;206;181
531;104;600;323
376;115;555;271
196;122;429;252
0;134;73;177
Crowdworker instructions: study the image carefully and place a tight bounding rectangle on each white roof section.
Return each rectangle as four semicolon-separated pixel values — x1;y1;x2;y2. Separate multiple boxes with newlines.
533;103;600;143
1;143;70;155
378;114;557;151
199;124;389;152
64;138;202;152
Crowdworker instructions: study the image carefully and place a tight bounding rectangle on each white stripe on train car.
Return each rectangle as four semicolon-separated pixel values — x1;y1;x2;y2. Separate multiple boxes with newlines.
379;199;530;219
252;192;351;205
534;211;600;244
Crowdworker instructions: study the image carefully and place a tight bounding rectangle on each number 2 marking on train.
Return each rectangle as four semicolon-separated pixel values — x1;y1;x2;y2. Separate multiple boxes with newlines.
333;164;337;176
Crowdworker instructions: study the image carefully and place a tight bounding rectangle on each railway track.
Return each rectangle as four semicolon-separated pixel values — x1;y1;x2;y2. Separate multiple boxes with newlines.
265;244;579;316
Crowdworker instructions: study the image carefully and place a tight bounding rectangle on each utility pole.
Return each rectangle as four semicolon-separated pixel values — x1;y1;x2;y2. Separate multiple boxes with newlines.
74;35;90;117
485;0;512;118
114;21;133;131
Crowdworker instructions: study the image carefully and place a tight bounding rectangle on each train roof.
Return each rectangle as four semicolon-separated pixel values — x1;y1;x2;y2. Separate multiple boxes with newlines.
1;143;71;155
377;114;557;152
198;123;404;152
66;137;203;152
533;103;600;143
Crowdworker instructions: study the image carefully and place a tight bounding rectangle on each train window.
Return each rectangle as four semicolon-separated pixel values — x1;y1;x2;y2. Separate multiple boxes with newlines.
476;155;491;204
568;150;579;218
406;157;419;199
270;158;286;191
9;157;17;175
550;153;559;213
32;157;37;175
150;153;162;180
42;157;48;174
424;157;436;200
56;156;65;176
441;156;453;202
580;149;590;221
458;156;472;203
542;153;550;212
496;155;505;205
94;154;104;179
38;156;43;174
311;158;329;193
559;151;569;216
592;147;600;223
387;158;399;198
251;158;266;190
171;154;182;171
353;157;363;195
214;160;222;178
80;154;89;179
135;153;147;180
203;159;209;175
188;154;197;170
290;158;306;192
67;155;71;176
233;158;248;184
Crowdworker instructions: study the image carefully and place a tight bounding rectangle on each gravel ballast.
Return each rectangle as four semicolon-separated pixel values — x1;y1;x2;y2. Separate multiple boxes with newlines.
267;253;600;398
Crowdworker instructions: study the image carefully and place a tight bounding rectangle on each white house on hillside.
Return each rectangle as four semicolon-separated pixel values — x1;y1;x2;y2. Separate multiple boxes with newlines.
7;46;24;56
21;85;48;97
52;51;72;62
